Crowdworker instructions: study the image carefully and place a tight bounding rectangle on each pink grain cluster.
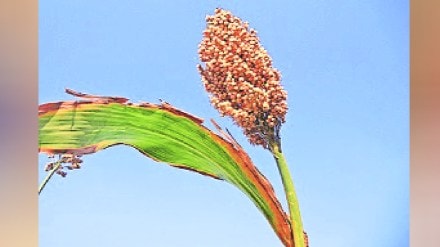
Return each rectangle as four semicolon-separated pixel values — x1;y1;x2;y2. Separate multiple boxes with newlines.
197;8;287;147
45;154;83;177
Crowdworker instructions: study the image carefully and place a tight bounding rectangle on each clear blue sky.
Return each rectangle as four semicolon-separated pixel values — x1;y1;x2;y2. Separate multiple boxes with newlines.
39;1;408;246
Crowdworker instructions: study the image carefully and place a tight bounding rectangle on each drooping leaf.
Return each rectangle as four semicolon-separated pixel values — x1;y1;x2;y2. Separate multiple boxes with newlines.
39;89;292;246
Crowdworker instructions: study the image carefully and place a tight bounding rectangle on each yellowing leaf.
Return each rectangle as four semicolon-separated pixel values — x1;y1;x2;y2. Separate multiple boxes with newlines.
39;89;292;246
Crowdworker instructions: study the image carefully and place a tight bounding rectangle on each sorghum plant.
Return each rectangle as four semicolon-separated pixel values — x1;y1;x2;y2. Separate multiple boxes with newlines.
39;8;307;247
198;8;306;247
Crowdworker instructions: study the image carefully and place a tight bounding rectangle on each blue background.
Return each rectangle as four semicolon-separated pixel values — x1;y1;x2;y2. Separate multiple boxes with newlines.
39;1;409;246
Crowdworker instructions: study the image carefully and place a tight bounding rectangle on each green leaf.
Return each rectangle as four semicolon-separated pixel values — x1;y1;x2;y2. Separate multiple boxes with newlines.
39;89;292;246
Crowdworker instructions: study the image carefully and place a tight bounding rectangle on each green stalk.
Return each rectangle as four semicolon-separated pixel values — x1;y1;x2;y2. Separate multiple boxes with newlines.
270;142;305;247
38;160;62;195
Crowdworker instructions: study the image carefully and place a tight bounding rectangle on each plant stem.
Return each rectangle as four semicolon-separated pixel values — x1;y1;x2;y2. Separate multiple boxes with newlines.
38;161;62;195
270;142;305;247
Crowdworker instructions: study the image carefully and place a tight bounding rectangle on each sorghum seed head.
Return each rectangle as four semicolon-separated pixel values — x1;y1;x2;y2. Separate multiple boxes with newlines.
198;8;288;148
